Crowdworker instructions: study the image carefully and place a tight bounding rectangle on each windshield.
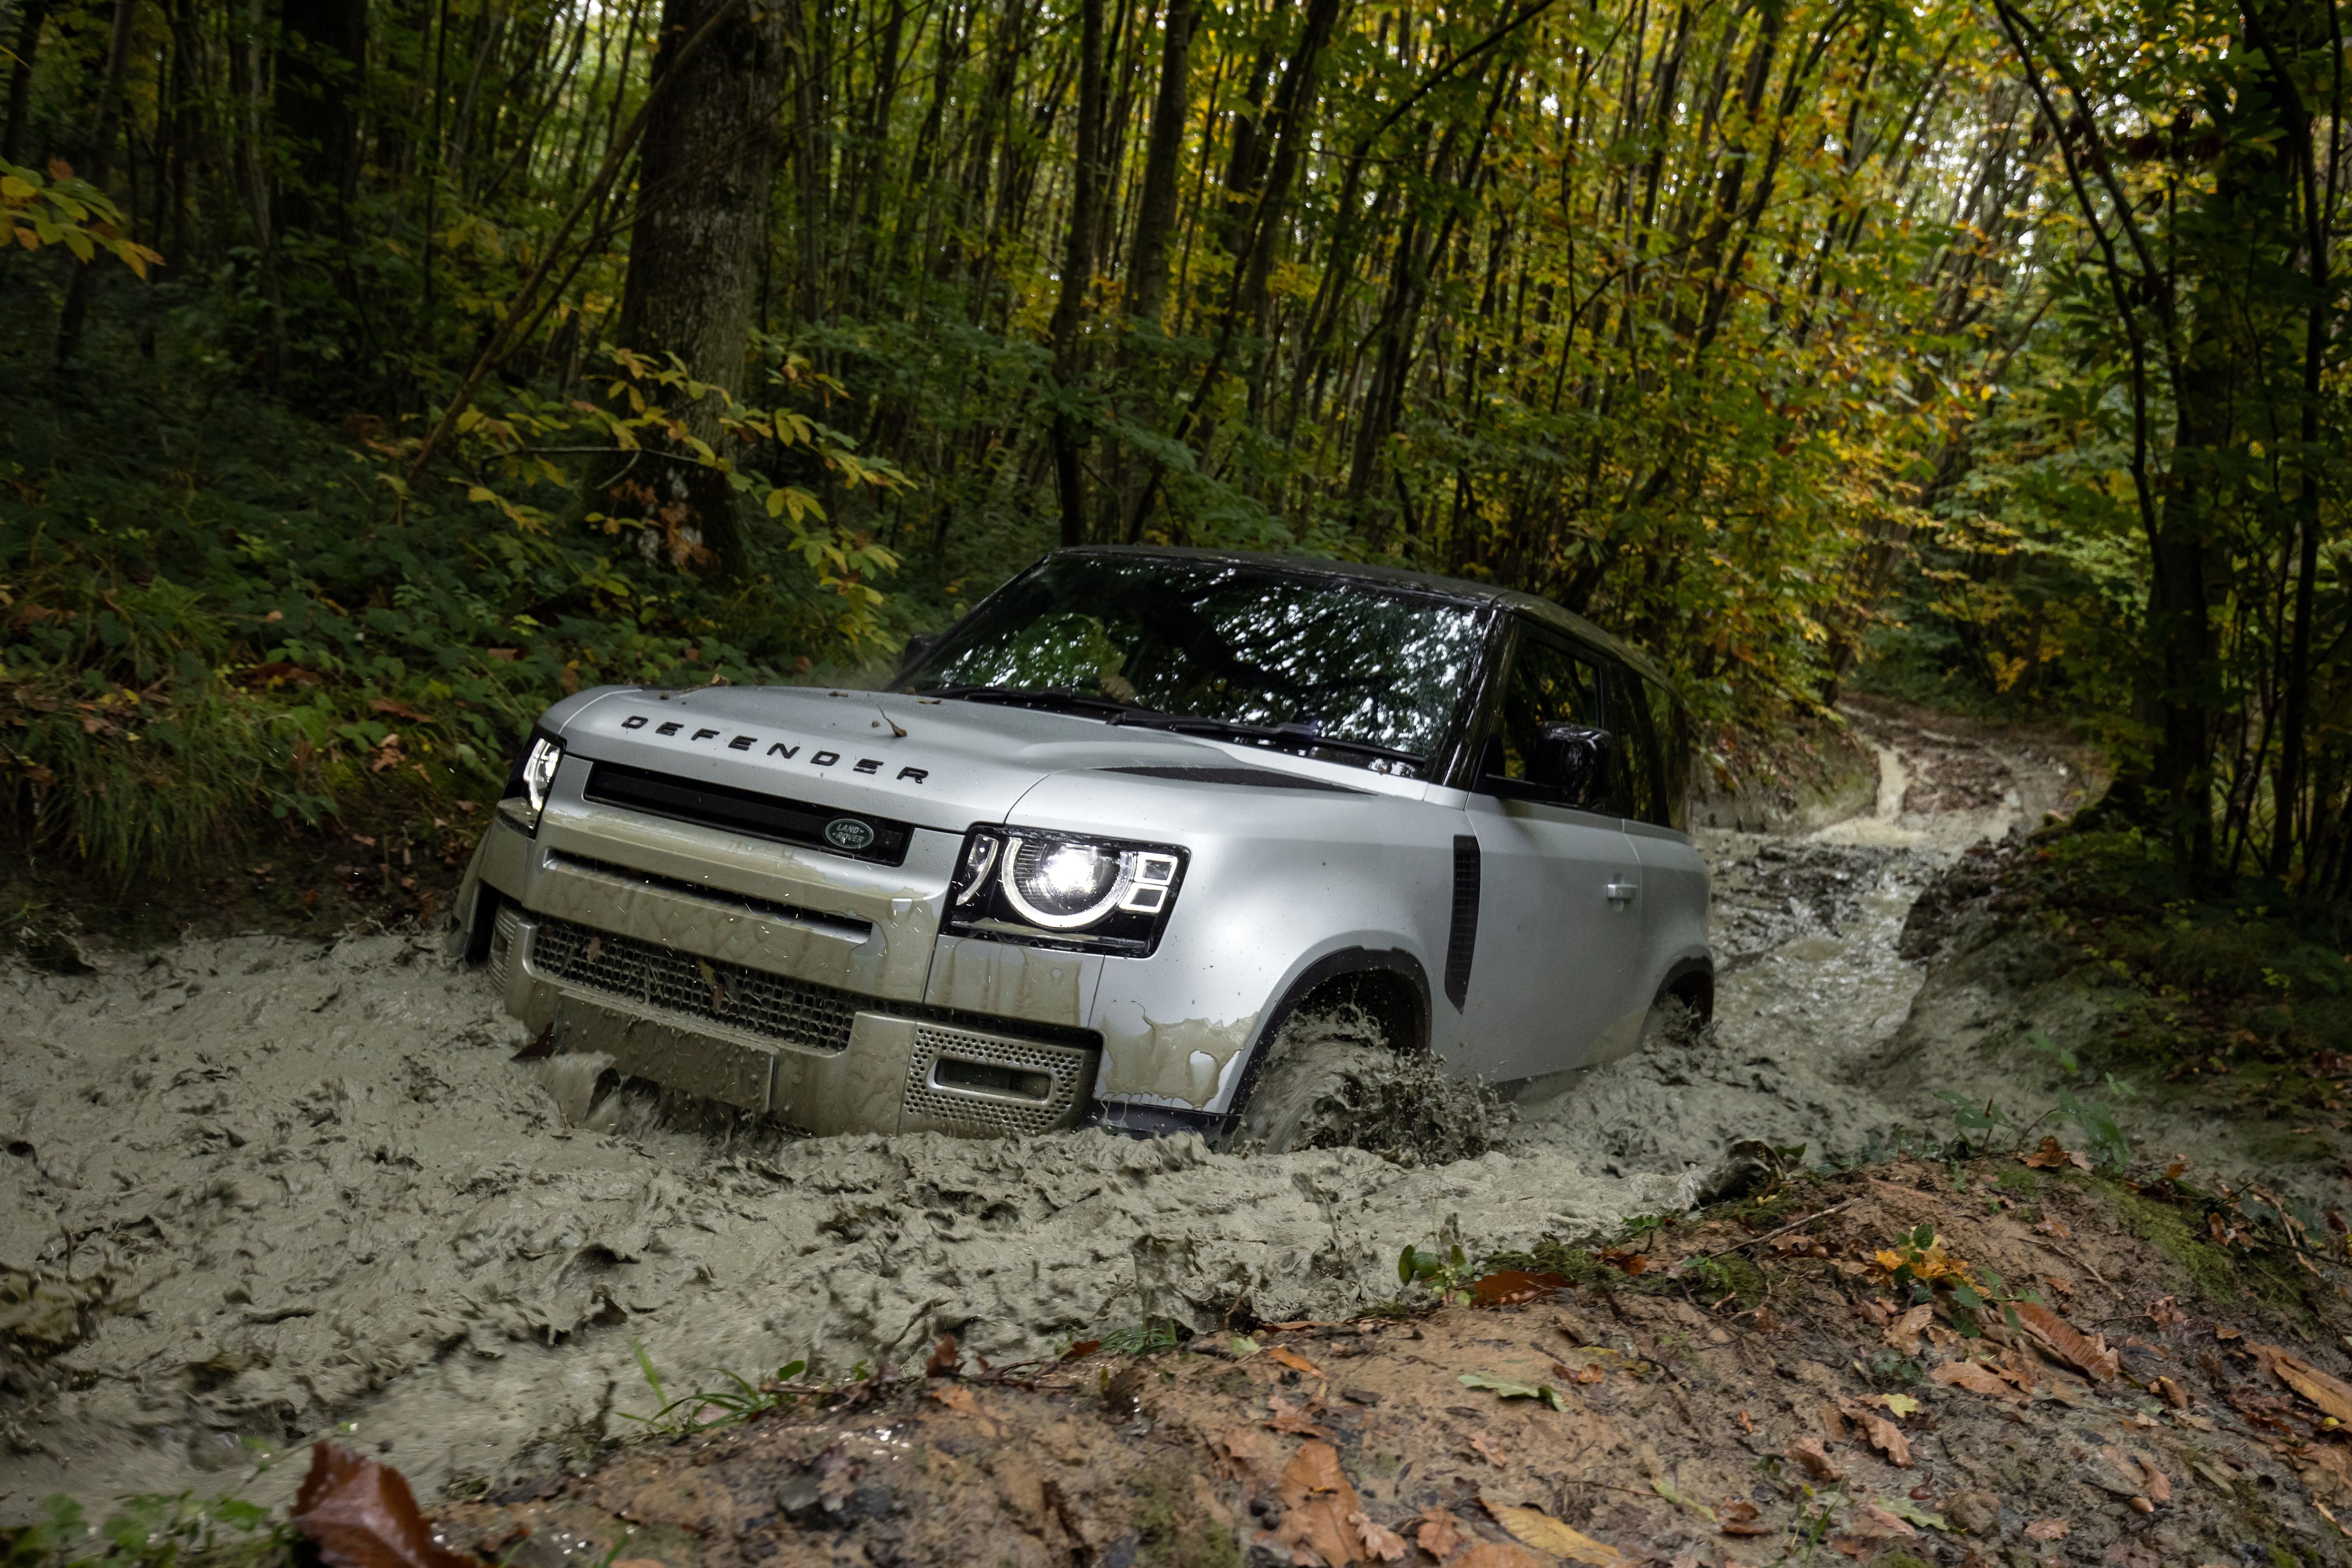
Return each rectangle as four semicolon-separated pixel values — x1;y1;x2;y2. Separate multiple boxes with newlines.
903;555;1491;772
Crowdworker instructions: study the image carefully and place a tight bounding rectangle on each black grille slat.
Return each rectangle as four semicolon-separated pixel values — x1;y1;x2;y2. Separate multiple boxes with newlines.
531;915;859;1053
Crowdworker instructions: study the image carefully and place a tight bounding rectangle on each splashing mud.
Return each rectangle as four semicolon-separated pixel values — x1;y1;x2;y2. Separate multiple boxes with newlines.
1233;1006;1510;1163
0;701;2098;1516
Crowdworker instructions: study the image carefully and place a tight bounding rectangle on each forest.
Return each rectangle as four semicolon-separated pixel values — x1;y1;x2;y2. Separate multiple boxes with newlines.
0;0;2345;893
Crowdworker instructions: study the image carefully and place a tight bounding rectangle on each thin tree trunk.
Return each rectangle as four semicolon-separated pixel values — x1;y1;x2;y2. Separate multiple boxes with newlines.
1049;0;1107;548
52;0;141;365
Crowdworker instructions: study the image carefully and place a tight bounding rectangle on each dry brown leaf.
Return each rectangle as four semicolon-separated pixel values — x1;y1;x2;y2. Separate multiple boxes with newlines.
2150;1376;2188;1409
1786;1437;1845;1482
1843;1404;1916;1468
1211;1426;1286;1487
290;1444;482;1568
1718;1500;1769;1537
2024;1519;2070;1542
1264;1393;1337;1440
1276;1441;1364;1567
2256;1345;2352;1423
2127;1450;2172;1504
2023;1137;2094;1172
1470;1432;1509;1467
1351;1511;1411;1562
1850;1504;1919;1539
1268;1345;1327;1377
1930;1361;2021;1400
1415;1507;1470;1559
1481;1500;1636;1568
1473;1270;1571;1306
2013;1301;2120;1382
1884;1304;1934;1356
923;1333;961;1377
2148;1296;2187;1330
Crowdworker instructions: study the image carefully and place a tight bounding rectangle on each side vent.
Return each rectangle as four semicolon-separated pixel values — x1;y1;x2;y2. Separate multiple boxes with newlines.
1444;835;1480;1010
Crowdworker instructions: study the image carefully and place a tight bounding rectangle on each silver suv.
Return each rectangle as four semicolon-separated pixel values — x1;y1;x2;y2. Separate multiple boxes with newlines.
453;548;1712;1146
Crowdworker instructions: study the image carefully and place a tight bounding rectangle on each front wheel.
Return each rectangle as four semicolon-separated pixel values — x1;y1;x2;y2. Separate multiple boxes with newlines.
1227;1005;1506;1162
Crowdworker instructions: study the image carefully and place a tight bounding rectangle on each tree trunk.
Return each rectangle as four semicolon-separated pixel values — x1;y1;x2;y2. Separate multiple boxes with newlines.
1124;0;1192;330
1048;0;1107;549
3;0;50;165
273;0;368;236
610;0;787;576
51;0;139;366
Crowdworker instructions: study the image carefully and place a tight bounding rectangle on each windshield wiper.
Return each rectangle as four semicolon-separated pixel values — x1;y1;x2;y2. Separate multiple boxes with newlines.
1107;710;1423;766
922;684;1147;718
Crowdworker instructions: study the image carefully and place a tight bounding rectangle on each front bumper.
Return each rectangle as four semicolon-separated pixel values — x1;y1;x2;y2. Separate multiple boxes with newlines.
488;903;1099;1136
466;792;1103;1138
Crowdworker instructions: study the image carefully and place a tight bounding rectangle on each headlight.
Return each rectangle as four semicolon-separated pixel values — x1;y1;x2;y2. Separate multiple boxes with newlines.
948;827;1185;955
502;729;565;832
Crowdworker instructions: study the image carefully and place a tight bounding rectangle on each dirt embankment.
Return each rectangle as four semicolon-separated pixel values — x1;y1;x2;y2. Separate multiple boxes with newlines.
429;1161;2352;1568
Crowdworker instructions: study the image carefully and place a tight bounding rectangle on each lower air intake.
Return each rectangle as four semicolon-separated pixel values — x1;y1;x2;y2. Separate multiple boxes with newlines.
902;1024;1093;1137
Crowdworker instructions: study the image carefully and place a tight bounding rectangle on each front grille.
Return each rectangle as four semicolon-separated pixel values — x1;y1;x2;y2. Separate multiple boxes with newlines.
903;1024;1092;1136
584;760;913;865
529;915;858;1054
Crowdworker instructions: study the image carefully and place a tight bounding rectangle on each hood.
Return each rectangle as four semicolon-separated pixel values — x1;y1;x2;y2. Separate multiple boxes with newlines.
538;685;1393;833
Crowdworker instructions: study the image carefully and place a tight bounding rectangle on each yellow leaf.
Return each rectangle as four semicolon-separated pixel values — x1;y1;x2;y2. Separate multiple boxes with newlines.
0;175;34;200
1484;1501;1636;1567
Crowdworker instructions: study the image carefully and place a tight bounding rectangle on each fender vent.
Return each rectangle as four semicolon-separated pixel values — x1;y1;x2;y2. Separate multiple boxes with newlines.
1445;835;1480;1010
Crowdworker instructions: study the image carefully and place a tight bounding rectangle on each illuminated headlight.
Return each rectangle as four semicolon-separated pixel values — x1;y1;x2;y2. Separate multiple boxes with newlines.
949;828;1185;955
502;729;565;832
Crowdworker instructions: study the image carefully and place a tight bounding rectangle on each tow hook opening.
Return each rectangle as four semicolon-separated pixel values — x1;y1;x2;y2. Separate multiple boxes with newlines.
932;1055;1054;1103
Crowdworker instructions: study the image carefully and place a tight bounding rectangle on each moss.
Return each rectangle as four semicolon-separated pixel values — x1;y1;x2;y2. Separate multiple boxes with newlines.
2102;1183;2312;1317
1129;1450;1242;1568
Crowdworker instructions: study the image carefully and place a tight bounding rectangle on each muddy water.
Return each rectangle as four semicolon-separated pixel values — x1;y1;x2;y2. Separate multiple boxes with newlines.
0;707;2079;1517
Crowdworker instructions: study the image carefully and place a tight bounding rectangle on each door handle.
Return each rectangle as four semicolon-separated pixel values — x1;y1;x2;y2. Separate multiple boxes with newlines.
1605;880;1638;905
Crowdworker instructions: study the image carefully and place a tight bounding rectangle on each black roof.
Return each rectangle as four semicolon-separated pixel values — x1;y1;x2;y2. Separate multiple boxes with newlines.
1057;545;1674;690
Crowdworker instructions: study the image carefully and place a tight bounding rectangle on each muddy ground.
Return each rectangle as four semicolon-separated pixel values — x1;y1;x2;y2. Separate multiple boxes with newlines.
6;701;2338;1540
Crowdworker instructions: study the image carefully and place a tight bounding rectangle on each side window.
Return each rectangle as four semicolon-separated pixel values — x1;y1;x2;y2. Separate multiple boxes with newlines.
1482;630;1605;803
1603;667;1689;829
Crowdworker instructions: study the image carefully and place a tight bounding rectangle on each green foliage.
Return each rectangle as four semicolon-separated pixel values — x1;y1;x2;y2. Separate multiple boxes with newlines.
620;1339;813;1436
1397;1242;1476;1305
1;1490;292;1568
1099;1318;1184;1356
0;159;162;277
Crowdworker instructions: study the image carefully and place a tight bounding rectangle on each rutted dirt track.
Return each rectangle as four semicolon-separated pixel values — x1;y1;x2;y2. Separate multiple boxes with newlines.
0;705;2164;1517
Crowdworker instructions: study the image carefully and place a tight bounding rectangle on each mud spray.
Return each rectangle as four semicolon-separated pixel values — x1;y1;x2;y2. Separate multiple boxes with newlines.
0;707;2248;1516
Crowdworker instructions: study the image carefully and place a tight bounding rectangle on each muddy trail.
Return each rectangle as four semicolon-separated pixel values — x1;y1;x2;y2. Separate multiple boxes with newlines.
0;702;2318;1524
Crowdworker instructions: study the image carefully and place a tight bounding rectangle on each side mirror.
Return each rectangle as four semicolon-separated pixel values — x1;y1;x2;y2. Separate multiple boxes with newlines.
1532;723;1613;809
896;631;941;678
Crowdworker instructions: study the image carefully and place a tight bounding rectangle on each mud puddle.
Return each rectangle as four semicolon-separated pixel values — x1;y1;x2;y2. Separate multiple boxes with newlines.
0;705;2114;1517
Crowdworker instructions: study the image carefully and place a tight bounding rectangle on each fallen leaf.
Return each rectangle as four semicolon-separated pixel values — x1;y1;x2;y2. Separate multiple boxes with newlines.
1786;1437;1845;1482
1718;1500;1769;1536
1211;1426;1285;1487
1058;1339;1100;1361
2256;1344;2352;1423
2022;1136;2093;1172
290;1443;482;1568
2150;1376;2189;1409
2013;1301;2120;1381
924;1333;961;1377
1849;1504;1919;1539
1885;1304;1934;1355
925;1383;999;1434
1352;1511;1411;1562
1455;1546;1548;1568
368;697;433;722
1415;1507;1469;1558
2127;1450;2171;1504
1276;1441;1364;1567
1460;1372;1567;1410
1878;1496;1947;1531
2025;1519;2070;1542
1482;1500;1635;1568
1231;1334;1261;1357
1843;1404;1915;1467
1471;1432;1509;1467
2147;1296;2187;1330
1269;1345;1326;1377
1263;1393;1337;1440
1650;1476;1716;1521
1474;1270;1571;1306
1875;1393;1922;1417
